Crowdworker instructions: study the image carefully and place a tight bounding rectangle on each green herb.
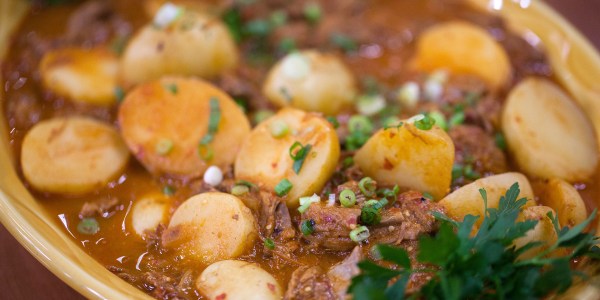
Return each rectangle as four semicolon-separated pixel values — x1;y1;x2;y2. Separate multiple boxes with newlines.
77;218;99;235
289;142;312;174
350;226;370;243
264;238;275;250
254;110;274;124
162;185;176;196
198;97;221;160
269;10;287;27
495;132;507;150
303;2;322;25
231;185;250;196
114;86;125;103
244;19;272;37
274;178;293;196
377;185;400;200
234;97;248;113
343;156;354;168
301;219;316;236
358;177;376;197
414;114;435;130
346;115;374;150
164;83;178;94
448;110;465;128
326;116;340;129
235;180;256;188
331;33;358;53
360;198;388;225
270;120;289;138
340;189;357;207
222;7;244;42
428;111;447;131
278;37;296;53
349;182;600;300
452;163;481;183
422;192;434;201
155;138;174;155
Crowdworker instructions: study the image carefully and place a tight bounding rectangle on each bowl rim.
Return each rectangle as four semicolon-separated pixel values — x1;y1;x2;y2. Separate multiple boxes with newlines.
1;0;600;299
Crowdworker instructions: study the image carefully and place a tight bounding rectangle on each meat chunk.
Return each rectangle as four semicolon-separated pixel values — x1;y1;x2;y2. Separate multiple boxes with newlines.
79;197;119;218
66;0;131;46
301;203;360;251
284;266;336;300
327;246;363;299
370;191;442;245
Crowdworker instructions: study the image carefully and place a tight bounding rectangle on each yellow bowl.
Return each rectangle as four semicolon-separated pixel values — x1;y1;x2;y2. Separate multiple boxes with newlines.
1;0;599;299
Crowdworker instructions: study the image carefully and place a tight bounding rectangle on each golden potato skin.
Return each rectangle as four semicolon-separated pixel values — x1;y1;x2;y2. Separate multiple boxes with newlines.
196;260;283;300
21;117;129;195
39;48;119;106
263;50;358;115
534;178;587;228
118;77;250;178
234;108;340;207
439;172;536;226
513;206;560;260
162;193;257;264
413;21;511;90
502;77;598;182
354;123;454;200
120;11;237;86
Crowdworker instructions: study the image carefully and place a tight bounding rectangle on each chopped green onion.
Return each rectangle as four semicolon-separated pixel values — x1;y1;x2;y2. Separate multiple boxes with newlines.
155;138;173;155
114;86;125;103
77;218;99;235
298;195;320;214
162;185;176;196
356;94;386;116
244;19;272;37
330;33;357;53
495;132;507;150
378;185;400;199
300;219;316;236
264;238;275;250
270;120;289;138
303;2;322;24
396;81;419;108
197;97;221;160
164;83;178;94
326;116;340;129
236;180;256;188
349;226;370;242
289;142;312;174
278;37;296;53
463;164;481;180
364;199;380;207
448;111;465;128
382;116;403;129
360;198;388;225
358;177;376;197
451;164;464;182
428;111;447;131
339;189;357;207
234;97;248;113
198;144;214;161
221;7;243;42
269;10;287;27
274;178;293;196
254;110;274;124
414;114;435;130
343;156;354;168
231;185;250;196
348;115;374;134
422;192;434;201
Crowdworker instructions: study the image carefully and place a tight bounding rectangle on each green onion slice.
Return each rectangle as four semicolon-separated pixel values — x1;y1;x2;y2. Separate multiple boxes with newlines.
301;219;316;236
274;178;293;196
231;185;250;196
414;114;435;130
358;177;376;197
155;138;173;155
264;238;275;250
289;142;312;174
349;226;370;243
339;189;357;207
197;97;221;160
77;218;99;235
270;120;289;138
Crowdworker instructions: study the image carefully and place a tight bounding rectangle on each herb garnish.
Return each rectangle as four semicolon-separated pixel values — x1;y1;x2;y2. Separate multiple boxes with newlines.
349;183;600;299
289;142;312;174
198;97;221;160
274;178;293;196
414;114;435;130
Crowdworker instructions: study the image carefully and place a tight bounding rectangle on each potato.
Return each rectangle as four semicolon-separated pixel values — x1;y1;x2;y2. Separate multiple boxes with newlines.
118;77;250;178
413;21;511;90
534;178;587;228
439;172;535;225
502;77;598;182
354;122;454;200
262;50;358;115
196;260;282;300
234;107;340;207
39;48;119;106
120;11;237;86
20;117;129;195
162;193;257;264
131;193;170;237
513;206;559;260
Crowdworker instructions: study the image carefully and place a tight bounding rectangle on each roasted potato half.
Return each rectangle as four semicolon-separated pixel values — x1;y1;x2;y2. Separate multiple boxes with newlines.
21;117;129;195
120;10;237;85
513;206;560;260
502;77;598;182
263;50;358;115
131;193;170;237
413;21;511;90
118;77;250;178
162;193;257;264
234;107;340;207
196;260;283;300
39;48;119;106
534;178;587;228
354;123;455;200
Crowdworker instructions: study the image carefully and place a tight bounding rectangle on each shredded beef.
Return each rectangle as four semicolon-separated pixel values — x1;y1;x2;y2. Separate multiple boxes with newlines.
327;246;363;299
284;266;336;300
66;0;131;46
79;197;119;218
301;203;361;251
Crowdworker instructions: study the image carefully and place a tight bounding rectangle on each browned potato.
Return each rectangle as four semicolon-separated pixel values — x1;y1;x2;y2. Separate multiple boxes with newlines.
502;77;598;182
262;50;358;115
130;193;170;237
354;122;454;200
235;107;340;207
118;77;250;178
162;193;257;264
513;206;559;260
413;21;511;90
21;117;129;195
39;48;119;106
439;172;536;226
120;10;237;86
534;178;587;228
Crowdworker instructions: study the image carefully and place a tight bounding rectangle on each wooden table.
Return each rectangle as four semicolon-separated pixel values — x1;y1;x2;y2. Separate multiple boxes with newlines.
1;0;599;299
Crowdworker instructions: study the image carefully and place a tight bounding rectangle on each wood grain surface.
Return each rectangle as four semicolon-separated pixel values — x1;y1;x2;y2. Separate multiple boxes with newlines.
1;1;599;299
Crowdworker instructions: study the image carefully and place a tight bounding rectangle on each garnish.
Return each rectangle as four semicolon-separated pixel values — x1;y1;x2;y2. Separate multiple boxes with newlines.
164;83;178;94
360;198;388;225
349;183;600;299
326;116;340;129
350;226;370;243
270;120;289;138
358;177;376;197
289;142;312;174
278;37;296;54
274;178;293;196
346;115;374;150
428;111;447;131
198;97;221;160
303;2;322;25
298;194;320;213
414;114;435;130
114;86;125;103
231;184;249;196
254;110;274;124
301;219;316;236
162;185;176;196
331;33;358;53
155;138;173;155
357;94;386;116
377;185;400;200
495;132;507;150
340;189;357;207
269;10;287;27
77;218;99;235
396;81;420;108
448;110;465;127
264;238;275;250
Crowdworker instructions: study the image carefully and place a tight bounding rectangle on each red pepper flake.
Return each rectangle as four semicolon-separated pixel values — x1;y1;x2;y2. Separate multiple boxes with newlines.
267;282;276;293
216;293;227;300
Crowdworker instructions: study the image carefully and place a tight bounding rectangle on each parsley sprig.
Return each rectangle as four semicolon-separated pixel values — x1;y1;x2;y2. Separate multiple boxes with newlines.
349;182;600;300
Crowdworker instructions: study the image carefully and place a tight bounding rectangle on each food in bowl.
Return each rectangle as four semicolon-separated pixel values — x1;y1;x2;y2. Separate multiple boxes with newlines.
2;0;599;299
